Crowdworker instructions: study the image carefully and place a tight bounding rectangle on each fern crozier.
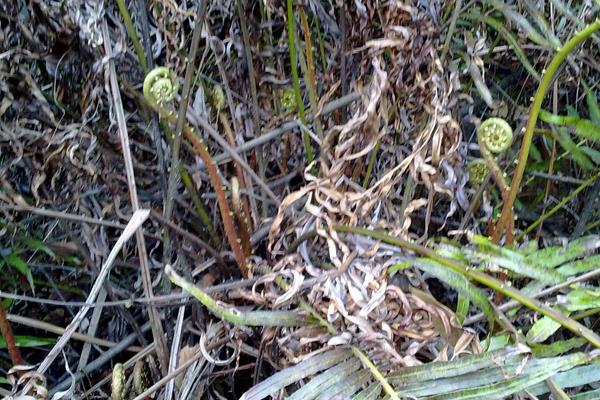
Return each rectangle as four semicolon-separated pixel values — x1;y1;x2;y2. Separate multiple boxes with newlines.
111;363;126;400
478;117;513;153
468;159;488;185
143;67;179;105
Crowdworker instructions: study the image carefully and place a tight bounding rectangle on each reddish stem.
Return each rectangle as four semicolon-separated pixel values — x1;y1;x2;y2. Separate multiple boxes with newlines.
0;302;24;367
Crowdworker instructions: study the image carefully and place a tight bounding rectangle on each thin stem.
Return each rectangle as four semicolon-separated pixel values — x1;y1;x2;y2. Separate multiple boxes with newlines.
235;0;266;218
313;11;328;71
178;165;220;247
440;0;463;63
494;20;600;241
115;0;148;75
299;6;323;139
363;139;381;188
286;0;314;165
334;225;600;349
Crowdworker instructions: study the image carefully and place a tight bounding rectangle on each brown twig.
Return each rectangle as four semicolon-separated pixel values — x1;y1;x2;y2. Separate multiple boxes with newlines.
0;302;24;367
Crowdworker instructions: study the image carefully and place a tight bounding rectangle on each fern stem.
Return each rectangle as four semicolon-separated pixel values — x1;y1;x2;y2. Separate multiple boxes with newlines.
299;6;323;139
0;302;23;367
313;11;328;71
162;8;206;262
494;20;600;241
440;0;462;63
143;100;248;276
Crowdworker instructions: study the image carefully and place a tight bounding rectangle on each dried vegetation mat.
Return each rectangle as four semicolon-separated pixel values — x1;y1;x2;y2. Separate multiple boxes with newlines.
1;0;600;399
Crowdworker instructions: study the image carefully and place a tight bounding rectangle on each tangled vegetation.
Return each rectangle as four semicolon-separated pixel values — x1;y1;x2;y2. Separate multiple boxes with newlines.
1;0;600;399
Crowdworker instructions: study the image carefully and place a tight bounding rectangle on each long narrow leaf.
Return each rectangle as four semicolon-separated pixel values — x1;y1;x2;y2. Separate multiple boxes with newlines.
530;337;587;357
559;287;600;311
557;254;600;276
540;110;600;141
350;382;382;400
411;259;496;329
527;361;600;396
396;356;529;397
388;345;530;384
316;369;370;400
523;235;600;269
287;358;361;400
240;348;353;400
572;388;600;399
425;352;591;400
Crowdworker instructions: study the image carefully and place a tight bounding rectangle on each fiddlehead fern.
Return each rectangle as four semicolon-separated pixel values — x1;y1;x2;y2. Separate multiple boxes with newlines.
132;359;151;395
475;117;514;240
111;360;151;400
478;117;513;154
141;69;248;275
467;159;489;186
476;118;513;191
143;67;179;105
111;363;126;400
281;87;297;111
211;84;226;112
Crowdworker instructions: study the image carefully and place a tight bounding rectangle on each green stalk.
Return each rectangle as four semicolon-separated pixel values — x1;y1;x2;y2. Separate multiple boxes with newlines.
362;139;380;188
334;225;600;349
286;0;314;165
495;20;600;240
178;165;219;247
115;0;148;75
440;0;463;62
166;265;310;326
299;6;323;139
313;12;328;71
